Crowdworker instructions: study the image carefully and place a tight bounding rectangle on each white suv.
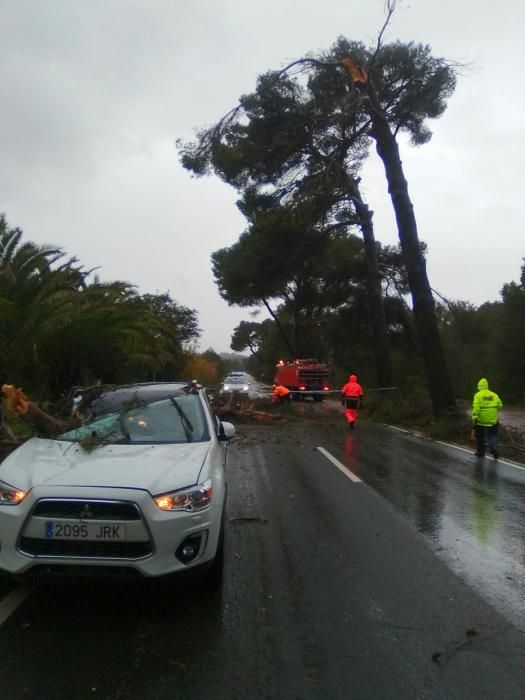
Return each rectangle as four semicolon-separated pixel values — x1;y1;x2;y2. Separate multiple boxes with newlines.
0;382;235;582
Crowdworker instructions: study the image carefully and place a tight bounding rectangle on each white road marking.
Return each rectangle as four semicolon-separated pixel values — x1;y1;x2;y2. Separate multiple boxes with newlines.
0;585;32;626
316;446;362;483
386;425;413;434
386;424;525;471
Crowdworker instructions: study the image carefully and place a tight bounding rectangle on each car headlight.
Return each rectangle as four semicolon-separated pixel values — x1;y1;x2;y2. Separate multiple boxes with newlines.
243;385;249;391
154;479;213;512
0;480;27;505
223;384;230;391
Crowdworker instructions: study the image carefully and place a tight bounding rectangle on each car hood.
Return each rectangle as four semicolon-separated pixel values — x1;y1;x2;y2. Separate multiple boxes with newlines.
0;438;211;494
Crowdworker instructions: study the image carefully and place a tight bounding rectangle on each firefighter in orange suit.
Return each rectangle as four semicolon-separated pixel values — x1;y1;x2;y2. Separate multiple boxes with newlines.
272;384;291;404
341;374;364;428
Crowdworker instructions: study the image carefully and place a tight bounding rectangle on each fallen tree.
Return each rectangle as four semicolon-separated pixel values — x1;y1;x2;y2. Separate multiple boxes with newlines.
1;384;74;440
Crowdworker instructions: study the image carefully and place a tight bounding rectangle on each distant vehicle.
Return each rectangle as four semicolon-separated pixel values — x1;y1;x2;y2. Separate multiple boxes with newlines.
219;372;268;400
0;382;235;583
274;358;331;401
220;373;254;395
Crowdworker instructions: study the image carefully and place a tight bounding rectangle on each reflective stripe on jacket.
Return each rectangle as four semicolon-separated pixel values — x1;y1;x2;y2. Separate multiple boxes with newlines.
472;378;502;426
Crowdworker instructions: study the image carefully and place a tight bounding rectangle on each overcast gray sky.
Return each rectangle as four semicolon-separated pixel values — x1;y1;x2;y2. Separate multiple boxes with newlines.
1;0;524;353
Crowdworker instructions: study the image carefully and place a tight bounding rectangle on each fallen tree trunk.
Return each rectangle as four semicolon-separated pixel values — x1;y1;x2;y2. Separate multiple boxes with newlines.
20;402;71;436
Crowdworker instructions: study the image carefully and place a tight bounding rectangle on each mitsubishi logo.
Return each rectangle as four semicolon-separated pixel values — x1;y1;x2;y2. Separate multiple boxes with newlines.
79;503;94;519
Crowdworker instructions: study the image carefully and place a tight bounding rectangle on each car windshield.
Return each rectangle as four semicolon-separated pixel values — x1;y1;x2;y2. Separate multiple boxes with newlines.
57;395;208;445
225;377;248;385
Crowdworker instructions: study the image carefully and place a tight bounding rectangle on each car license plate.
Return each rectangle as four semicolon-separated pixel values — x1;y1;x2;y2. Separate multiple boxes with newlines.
45;521;127;541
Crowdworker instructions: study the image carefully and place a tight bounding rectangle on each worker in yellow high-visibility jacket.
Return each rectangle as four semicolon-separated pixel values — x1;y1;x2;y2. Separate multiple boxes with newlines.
472;378;503;459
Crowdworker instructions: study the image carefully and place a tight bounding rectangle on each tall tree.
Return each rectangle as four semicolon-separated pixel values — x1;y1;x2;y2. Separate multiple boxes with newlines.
231;317;291;381
230;321;267;358
132;293;200;347
212;206;365;358
273;28;459;414
180;64;393;386
338;39;457;415
129;292;201;379
180;17;459;415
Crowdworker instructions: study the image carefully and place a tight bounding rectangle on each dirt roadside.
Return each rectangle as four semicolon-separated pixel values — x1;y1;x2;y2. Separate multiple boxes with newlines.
498;408;525;431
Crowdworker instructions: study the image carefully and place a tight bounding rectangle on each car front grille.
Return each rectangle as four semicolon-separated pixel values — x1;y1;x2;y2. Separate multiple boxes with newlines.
32;499;141;520
19;537;152;559
20;498;152;560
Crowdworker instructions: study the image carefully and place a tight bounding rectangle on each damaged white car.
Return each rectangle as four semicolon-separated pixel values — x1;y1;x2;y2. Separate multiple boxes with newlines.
0;382;235;582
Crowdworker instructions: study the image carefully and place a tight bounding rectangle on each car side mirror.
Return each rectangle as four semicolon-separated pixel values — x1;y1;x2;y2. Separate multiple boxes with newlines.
218;421;236;441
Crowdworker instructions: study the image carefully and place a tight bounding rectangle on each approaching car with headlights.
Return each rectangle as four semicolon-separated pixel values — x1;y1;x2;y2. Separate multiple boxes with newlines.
220;372;263;399
0;382;235;582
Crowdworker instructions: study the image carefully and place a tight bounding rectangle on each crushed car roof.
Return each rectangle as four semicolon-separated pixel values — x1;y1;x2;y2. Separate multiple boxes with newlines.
79;382;193;417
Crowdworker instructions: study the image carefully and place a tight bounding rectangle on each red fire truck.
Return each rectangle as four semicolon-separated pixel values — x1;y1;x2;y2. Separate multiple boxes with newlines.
274;358;331;401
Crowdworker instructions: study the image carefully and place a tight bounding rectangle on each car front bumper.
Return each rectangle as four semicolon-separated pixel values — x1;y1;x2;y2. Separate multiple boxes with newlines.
0;483;225;578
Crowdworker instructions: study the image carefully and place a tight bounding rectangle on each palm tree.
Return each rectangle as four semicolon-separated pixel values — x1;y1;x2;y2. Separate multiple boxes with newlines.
41;281;173;396
0;216;83;390
0;216;174;401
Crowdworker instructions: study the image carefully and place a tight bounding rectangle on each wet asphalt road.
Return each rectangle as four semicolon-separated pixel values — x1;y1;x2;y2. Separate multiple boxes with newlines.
0;407;524;699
